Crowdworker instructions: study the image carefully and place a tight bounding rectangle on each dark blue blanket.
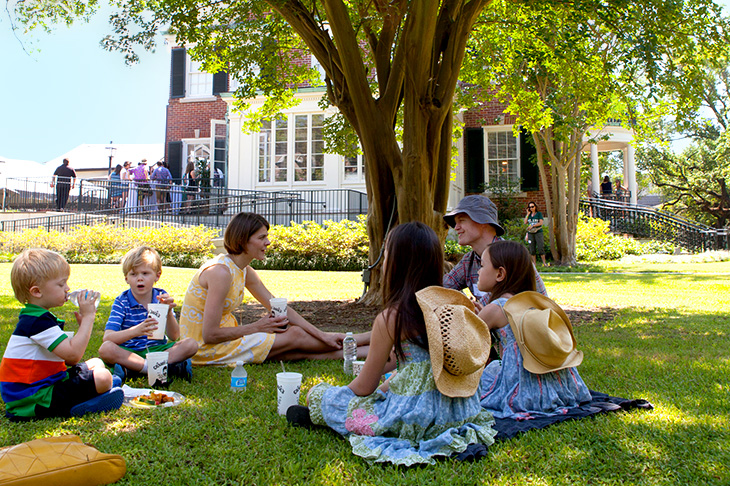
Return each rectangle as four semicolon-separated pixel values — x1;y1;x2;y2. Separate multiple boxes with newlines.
454;391;653;462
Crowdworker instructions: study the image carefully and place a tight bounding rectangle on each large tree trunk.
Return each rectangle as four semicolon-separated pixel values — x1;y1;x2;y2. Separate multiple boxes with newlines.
533;130;582;266
281;0;488;302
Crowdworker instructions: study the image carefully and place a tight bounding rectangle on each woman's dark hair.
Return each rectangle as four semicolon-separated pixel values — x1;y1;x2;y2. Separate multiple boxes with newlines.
224;212;270;255
114;164;122;174
603;175;610;183
486;240;536;302
528;201;538;211
382;221;443;359
185;161;195;174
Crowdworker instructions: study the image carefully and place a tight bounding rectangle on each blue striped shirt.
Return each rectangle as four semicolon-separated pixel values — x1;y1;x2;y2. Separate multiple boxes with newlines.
105;288;168;352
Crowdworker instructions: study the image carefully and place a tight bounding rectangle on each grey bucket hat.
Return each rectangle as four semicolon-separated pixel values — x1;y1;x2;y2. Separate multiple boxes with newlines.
443;195;505;236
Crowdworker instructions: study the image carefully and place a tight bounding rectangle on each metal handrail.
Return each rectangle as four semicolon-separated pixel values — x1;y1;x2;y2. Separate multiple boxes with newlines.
579;197;729;252
1;178;368;232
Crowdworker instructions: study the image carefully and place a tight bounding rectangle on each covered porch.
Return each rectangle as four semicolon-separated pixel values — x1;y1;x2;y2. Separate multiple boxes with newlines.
584;120;637;205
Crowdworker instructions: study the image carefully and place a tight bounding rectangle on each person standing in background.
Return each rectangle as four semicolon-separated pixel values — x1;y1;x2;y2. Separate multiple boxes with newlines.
600;175;613;198
150;161;172;211
524;201;548;266
120;161;131;208
51;158;76;211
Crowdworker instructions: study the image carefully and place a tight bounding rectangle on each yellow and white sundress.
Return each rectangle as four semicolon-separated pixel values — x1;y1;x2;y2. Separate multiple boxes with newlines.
179;254;275;365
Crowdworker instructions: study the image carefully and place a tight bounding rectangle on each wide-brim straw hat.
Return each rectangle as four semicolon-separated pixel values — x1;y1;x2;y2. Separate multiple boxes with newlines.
415;286;491;398
503;291;583;374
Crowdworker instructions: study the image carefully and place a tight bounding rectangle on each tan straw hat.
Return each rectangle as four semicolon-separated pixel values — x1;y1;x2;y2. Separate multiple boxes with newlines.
415;286;491;398
503;291;583;374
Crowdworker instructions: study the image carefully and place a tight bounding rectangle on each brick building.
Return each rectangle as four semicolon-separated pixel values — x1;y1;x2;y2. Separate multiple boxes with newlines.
163;45;637;215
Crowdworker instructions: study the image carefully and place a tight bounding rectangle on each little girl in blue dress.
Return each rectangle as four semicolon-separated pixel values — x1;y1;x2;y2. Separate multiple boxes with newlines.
293;222;497;465
476;240;592;419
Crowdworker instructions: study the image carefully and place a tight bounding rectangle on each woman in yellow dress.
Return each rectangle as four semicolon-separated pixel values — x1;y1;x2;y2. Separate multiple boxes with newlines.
179;212;369;365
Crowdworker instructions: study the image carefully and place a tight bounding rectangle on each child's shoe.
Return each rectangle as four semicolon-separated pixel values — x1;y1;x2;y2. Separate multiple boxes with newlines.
69;387;124;417
169;358;193;382
286;405;314;429
112;364;127;387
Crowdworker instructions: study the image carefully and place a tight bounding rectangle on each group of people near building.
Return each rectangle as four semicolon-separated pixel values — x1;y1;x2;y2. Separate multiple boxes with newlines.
599;175;630;200
108;159;174;211
1;195;593;466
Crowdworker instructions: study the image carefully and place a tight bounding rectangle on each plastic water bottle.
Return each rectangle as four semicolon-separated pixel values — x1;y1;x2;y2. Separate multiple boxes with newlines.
343;332;357;375
68;290;100;309
231;360;247;392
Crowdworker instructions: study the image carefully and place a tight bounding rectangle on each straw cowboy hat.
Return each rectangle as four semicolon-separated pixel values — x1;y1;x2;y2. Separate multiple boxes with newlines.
415;286;491;398
503;291;584;374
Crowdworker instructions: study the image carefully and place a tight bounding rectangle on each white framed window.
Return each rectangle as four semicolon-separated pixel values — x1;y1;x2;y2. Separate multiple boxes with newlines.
257;119;288;183
484;128;520;186
310;55;325;86
187;58;213;98
186;142;211;168
258;114;325;184
344;153;365;182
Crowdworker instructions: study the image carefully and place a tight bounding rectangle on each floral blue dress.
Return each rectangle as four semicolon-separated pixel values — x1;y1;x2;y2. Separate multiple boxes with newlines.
479;297;592;419
308;342;497;466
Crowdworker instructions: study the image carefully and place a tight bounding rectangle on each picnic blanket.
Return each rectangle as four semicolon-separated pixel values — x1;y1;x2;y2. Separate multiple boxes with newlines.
453;390;653;461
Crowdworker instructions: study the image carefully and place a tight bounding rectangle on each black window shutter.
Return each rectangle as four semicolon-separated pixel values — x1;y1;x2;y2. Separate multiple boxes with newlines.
464;128;485;193
213;71;228;95
167;141;183;180
520;130;539;192
171;48;186;98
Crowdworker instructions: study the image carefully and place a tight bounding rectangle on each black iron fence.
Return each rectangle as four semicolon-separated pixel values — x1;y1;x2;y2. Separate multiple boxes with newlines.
1;177;368;232
580;197;729;252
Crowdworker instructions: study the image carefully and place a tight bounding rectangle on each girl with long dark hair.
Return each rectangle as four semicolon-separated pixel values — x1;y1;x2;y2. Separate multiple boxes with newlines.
297;222;497;465
476;240;591;418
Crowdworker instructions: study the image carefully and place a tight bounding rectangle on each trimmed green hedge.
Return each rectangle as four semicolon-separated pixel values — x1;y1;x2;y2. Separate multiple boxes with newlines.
0;215;675;270
252;217;369;271
0;224;218;268
576;215;675;261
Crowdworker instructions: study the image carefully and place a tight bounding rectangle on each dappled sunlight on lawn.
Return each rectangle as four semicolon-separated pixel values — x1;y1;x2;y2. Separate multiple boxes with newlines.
545;273;730;313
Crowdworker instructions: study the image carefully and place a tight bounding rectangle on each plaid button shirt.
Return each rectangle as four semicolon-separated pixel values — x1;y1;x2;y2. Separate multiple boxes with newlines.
443;248;547;306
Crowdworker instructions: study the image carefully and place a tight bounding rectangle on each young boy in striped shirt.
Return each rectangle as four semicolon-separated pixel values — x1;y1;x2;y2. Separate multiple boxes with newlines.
99;246;198;386
0;249;122;420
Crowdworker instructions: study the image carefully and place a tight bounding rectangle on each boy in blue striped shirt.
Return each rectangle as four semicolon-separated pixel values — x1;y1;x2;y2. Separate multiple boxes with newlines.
99;246;198;386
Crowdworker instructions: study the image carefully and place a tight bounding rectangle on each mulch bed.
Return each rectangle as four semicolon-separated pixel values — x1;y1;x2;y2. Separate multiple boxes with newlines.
233;300;617;333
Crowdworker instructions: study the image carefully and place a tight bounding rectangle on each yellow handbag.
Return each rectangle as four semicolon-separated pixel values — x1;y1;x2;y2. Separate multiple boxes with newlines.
0;435;126;486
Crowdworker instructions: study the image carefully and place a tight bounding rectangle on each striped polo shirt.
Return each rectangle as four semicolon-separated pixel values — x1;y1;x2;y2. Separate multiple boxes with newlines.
105;288;168;352
0;304;69;417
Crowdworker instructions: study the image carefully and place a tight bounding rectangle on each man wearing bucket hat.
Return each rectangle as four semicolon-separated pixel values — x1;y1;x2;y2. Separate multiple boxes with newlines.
479;291;591;418
443;195;547;306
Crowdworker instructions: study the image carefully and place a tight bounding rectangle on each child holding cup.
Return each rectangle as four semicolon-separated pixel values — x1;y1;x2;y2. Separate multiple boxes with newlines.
98;246;198;386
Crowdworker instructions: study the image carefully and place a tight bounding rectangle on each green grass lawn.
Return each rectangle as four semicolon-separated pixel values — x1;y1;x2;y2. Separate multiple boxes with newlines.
0;261;728;485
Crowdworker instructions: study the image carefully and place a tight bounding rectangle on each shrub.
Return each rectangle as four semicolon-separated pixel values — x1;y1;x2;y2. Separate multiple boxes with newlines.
444;239;471;263
576;216;648;261
0;223;218;267
252;217;369;271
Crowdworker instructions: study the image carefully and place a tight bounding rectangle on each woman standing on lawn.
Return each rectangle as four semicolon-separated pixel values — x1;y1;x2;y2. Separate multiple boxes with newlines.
289;222;497;465
178;212;369;365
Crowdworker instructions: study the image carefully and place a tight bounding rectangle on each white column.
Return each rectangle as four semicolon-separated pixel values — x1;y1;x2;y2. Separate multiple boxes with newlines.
627;144;637;205
590;144;599;197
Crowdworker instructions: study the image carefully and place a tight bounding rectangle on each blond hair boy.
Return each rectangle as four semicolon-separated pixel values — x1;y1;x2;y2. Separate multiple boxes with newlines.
0;249;122;420
99;246;198;385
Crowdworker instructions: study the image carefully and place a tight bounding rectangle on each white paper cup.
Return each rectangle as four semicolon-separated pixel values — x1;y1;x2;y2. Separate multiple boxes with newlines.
147;351;169;387
352;360;366;376
276;372;302;415
147;303;169;340
270;297;288;318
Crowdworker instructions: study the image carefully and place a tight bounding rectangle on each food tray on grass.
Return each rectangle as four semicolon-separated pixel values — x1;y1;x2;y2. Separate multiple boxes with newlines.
122;385;185;408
